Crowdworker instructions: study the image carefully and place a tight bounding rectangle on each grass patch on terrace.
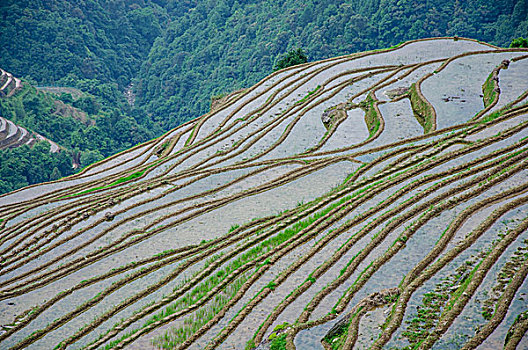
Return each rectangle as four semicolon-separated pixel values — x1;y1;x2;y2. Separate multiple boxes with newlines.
479;110;501;124
296;85;321;105
409;83;434;133
482;71;497;107
59;170;145;198
109;170;144;186
269;333;287;350
184;124;199;146
443;261;481;314
359;93;381;138
60;160;162;199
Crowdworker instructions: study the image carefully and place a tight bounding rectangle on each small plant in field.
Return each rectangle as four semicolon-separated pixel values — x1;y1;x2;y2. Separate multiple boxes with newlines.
269;333;287;350
229;224;240;232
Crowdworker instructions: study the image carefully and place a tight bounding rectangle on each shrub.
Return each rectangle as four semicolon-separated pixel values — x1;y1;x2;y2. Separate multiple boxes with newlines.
273;48;308;71
510;37;528;48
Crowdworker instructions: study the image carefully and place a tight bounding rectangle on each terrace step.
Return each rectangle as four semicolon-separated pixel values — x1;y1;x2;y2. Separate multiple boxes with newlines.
25;137;36;147
0;73;13;92
0;117;7;138
0;69;6;88
0;118;60;152
12;127;31;148
0;120;21;149
34;133;61;153
7;77;22;97
0;68;23;97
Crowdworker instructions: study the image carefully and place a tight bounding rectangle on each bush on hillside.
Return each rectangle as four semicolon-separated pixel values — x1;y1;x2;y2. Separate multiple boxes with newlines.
273;48;308;71
510;37;528;48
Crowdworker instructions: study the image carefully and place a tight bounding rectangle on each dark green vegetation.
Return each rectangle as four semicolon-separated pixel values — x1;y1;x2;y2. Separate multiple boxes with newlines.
269;334;287;350
359;93;381;137
0;0;527;194
510;37;528;48
409;83;435;133
0;142;73;194
273;49;308;71
482;72;498;108
0;84;155;158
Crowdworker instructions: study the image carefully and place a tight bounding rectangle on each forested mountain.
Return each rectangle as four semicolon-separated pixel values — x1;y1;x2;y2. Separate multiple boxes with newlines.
0;0;167;87
0;0;527;194
135;0;528;129
0;0;166;192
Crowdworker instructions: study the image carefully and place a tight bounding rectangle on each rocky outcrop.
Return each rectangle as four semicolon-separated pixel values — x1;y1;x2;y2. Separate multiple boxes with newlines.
321;103;347;130
384;86;409;99
323;287;400;342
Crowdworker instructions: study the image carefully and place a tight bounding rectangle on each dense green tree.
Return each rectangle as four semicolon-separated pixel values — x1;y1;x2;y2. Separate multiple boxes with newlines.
0;84;157;156
0;143;75;195
273;48;308;71
80;150;104;168
49;167;63;181
510;37;528;47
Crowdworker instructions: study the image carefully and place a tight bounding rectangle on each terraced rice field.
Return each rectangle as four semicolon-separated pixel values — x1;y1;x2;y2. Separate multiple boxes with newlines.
0;115;60;152
0;68;21;98
0;69;60;152
1;37;528;350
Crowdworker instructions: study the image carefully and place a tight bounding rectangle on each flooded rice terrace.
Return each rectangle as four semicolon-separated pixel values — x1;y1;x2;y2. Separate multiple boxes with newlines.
1;38;528;350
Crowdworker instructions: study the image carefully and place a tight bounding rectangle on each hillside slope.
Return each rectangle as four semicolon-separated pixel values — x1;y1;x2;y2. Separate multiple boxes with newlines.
0;0;166;87
135;0;528;129
0;68;160;194
1;38;528;350
0;0;526;195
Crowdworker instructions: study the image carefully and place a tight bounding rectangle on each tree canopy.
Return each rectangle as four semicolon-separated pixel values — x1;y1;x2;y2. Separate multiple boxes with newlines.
274;48;309;71
0;142;74;194
510;37;528;47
